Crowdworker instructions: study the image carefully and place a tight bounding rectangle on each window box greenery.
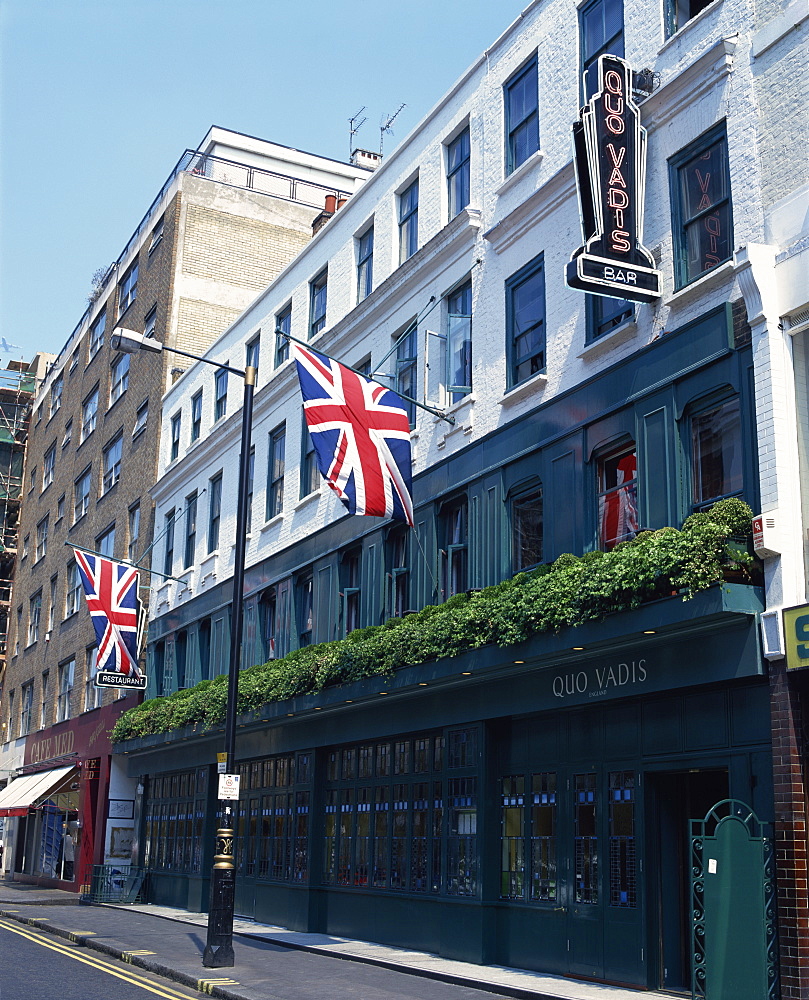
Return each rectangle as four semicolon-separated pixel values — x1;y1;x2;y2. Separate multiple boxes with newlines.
112;498;758;744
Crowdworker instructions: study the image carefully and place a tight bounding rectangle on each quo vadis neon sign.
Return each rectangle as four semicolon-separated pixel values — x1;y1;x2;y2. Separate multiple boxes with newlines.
566;55;661;304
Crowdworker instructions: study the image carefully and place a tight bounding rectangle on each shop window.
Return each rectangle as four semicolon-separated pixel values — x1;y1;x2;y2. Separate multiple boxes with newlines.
441;498;468;598
586;294;634;343
597;445;638;549
580;0;624;100
505;57;539;174
506;255;545;388
501;775;526;899
446;280;472;404
690;397;743;510
670;123;732;288
666;0;715;36
530;772;558;902
512;485;544;571
609;770;636;907
574;772;598;903
446;777;478;897
142;768;208;874
340;549;361;637
447;128;470;220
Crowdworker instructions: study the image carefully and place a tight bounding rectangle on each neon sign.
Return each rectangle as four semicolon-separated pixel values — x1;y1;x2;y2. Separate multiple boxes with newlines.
566;55;661;304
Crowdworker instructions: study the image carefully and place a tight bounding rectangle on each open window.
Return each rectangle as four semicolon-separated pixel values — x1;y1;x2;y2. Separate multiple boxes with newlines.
597;444;638;549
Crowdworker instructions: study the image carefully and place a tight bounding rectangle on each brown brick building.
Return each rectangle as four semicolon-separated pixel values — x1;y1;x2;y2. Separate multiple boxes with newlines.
0;127;367;886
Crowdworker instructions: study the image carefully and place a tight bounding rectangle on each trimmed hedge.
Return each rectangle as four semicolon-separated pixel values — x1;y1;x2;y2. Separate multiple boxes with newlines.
112;498;755;743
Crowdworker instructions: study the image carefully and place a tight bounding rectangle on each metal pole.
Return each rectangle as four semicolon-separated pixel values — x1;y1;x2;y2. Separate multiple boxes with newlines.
202;364;256;969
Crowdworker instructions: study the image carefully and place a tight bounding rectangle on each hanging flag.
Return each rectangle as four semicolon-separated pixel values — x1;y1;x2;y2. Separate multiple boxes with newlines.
74;550;146;689
292;343;414;526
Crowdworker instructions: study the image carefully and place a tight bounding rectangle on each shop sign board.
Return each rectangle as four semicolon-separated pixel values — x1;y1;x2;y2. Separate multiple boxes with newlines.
566;54;661;303
784;604;809;671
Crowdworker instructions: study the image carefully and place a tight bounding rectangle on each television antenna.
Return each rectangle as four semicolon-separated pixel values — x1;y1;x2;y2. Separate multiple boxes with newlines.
380;104;405;155
348;107;366;158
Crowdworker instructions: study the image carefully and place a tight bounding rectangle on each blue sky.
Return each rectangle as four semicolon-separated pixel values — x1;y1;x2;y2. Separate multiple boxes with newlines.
0;0;519;360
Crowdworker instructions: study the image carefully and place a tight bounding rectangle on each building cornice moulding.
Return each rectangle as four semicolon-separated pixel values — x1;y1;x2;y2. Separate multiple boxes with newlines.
483;164;576;254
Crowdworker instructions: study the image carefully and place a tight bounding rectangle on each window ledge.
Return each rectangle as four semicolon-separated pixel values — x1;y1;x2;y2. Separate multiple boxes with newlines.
658;0;725;54
498;372;548;406
578;319;638;360
667;260;735;308
230;534;253;550
295;489;322;511
497;150;544;197
260;513;284;533
199;552;218;585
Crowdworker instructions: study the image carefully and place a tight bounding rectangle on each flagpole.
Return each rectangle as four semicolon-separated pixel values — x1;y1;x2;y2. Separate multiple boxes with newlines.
277;331;455;425
65;541;183;583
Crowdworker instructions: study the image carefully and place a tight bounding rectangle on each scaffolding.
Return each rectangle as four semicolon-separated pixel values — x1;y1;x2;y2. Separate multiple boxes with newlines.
0;361;41;681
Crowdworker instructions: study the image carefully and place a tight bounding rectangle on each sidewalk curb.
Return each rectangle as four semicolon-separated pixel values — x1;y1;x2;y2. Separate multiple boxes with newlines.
0;907;244;1000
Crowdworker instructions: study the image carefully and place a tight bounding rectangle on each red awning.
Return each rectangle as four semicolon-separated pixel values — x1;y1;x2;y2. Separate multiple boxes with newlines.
0;766;77;817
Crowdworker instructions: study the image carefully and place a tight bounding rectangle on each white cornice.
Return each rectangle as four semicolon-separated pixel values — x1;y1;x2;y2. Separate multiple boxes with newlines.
483;164;576;254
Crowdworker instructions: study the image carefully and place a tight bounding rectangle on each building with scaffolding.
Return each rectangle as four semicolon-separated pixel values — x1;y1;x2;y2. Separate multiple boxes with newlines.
0;127;368;889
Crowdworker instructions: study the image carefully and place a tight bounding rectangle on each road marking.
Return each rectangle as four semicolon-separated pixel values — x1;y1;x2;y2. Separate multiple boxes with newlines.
197;979;240;994
0;919;195;999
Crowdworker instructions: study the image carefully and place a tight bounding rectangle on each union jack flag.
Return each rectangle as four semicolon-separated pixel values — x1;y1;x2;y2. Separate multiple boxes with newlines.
292;343;414;526
74;550;142;676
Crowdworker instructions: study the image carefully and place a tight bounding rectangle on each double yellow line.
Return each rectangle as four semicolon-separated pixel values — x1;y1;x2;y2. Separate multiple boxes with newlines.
0;918;197;999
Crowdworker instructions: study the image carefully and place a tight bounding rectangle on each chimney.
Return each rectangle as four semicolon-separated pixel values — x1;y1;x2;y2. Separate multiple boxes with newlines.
350;149;382;171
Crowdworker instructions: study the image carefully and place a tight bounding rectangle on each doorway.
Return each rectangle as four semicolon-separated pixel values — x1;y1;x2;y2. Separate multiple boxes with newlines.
649;768;728;992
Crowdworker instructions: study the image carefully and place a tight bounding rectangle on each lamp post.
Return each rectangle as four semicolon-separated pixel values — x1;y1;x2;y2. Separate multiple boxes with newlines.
112;327;255;968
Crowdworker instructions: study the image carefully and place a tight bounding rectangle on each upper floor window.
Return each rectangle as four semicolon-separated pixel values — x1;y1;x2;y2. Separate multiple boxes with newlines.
395;324;418;426
35;517;48;562
297;573;314;647
447;128;471;219
184;491;198;569
580;0;624;99
505;58;539;174
691;397;742;510
164;509;176;576
208;474;222;552
49;373;63;419
441;498;468;598
81;386;99;442
170;412;182;461
214;368;228;421
20;683;33;736
267;424;286;519
62;419;73;449
144;305;157;340
357;227;374;303
57;658;75;723
97;524;116;558
309;271;328;339
246;334;261;371
666;0;715;36
84;647;102;712
118;260;138;317
102;432;123;493
340;548;361;637
110;353;130;405
128;503;140;562
670;124;732;289
43;444;56;490
387;528;410;619
191;391;203;442
597;445;638;549
148;215;165;254
275;305;291;367
74;467;91;523
65;561;82;617
28;591;42;645
398;179;419;263
586;294;634;343
447;281;472;404
512;485;544;570
506;255;545;388
300;426;320;499
89;310;106;361
133;400;148;438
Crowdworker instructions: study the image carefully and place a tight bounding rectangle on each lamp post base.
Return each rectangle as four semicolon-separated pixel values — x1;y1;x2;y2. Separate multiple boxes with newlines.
203;822;236;968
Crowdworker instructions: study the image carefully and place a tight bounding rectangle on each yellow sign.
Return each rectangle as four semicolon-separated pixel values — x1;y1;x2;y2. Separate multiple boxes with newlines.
784;604;809;671
217;753;227;763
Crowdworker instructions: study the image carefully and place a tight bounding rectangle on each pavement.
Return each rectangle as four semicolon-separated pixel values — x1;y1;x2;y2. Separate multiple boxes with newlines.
0;881;674;1000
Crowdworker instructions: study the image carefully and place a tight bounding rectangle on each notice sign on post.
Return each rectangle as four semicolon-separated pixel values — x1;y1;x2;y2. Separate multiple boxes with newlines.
218;773;240;800
217;753;227;774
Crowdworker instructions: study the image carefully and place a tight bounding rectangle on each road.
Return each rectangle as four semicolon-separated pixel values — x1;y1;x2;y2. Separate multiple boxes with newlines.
0;918;502;1000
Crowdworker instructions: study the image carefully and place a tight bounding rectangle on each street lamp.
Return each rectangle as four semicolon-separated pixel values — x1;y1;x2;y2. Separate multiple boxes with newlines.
112;327;255;968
